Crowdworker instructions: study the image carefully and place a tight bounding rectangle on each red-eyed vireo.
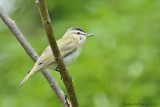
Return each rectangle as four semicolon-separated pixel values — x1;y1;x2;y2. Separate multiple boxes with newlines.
19;27;94;88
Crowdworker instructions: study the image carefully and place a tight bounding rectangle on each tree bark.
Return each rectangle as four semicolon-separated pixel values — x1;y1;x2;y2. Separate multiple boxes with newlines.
36;0;79;107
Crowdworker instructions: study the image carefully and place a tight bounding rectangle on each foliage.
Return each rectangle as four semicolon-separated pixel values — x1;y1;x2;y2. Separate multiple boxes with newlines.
0;0;160;107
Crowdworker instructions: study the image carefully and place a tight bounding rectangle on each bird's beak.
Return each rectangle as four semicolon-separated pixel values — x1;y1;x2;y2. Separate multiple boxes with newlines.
85;33;94;37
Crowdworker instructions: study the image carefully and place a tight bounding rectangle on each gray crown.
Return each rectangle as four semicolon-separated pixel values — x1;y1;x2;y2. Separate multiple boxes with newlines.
68;27;85;33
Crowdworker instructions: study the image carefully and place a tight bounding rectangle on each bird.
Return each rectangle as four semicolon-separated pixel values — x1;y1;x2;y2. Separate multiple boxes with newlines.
19;27;94;88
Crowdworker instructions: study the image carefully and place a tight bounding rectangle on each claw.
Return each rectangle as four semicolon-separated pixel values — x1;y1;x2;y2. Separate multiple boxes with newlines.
55;67;59;72
60;76;63;80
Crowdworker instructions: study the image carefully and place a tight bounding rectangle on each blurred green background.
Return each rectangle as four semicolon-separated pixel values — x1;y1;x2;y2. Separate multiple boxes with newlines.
0;0;160;107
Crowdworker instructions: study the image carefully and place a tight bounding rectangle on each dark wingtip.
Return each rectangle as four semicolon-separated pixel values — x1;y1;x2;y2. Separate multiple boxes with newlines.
18;85;21;88
18;82;24;88
18;75;29;88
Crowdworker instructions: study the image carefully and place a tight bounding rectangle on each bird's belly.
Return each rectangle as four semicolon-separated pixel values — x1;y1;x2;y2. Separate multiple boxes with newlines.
63;49;80;66
48;48;81;70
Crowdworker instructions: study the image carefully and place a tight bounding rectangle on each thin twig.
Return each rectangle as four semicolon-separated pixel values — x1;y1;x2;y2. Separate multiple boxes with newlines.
0;6;71;107
36;0;79;107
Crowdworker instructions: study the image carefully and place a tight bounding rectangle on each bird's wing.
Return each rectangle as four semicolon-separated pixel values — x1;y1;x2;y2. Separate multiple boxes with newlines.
18;37;79;88
36;37;79;69
58;37;79;58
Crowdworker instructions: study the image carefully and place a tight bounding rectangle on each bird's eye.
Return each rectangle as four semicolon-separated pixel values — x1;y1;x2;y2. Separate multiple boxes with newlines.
77;32;80;35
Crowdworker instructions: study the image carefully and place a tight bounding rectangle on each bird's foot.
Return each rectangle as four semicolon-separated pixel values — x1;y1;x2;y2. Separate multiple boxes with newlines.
60;76;63;80
55;67;59;72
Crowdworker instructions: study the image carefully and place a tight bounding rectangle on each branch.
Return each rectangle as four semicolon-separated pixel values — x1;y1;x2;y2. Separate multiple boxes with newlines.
36;0;79;107
0;6;71;107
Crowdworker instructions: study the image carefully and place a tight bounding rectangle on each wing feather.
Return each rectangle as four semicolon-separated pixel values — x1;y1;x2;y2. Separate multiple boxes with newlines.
36;37;78;69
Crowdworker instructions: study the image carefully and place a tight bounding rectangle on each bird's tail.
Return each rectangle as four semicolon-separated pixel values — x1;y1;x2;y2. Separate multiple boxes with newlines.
18;64;39;88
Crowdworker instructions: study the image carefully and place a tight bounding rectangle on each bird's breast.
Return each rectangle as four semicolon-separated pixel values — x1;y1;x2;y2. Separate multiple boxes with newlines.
63;47;82;66
48;47;82;70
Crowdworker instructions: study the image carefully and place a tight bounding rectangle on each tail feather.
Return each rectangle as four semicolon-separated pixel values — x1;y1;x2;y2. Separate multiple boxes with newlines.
18;74;31;88
18;65;38;88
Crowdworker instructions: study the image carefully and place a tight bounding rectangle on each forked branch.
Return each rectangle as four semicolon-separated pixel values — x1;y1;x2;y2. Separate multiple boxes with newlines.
0;6;71;107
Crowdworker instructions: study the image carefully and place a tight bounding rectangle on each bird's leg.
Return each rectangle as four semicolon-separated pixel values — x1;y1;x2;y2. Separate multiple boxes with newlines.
55;66;69;80
55;67;59;72
55;66;69;72
54;67;63;79
55;67;63;80
60;67;69;80
60;76;63;80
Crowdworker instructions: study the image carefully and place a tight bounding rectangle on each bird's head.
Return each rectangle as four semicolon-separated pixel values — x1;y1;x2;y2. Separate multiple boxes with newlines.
63;27;94;38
